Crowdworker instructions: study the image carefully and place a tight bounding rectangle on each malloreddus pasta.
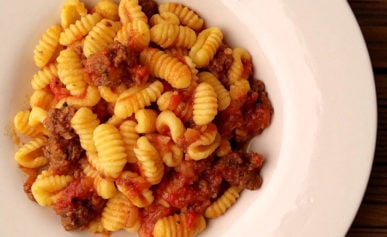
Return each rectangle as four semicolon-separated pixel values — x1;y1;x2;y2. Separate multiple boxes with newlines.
13;0;273;236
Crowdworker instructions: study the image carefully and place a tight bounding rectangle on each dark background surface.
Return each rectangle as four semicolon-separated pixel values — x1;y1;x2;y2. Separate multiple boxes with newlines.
347;1;387;236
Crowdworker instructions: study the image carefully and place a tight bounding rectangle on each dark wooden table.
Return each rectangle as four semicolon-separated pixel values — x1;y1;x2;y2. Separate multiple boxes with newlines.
347;1;387;236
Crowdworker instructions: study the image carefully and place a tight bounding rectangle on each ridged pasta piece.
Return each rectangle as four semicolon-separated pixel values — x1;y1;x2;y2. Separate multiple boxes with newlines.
150;23;196;49
31;171;73;206
82;161;117;199
165;47;189;57
98;84;127;103
156;110;185;143
60;0;88;28
227;47;253;85
29;90;54;110
216;138;232;157
198;71;230;111
93;0;119;21
193;82;218;125
118;0;148;24
31;63;58;90
116;171;154;208
115;19;150;52
153;212;206;237
101;192;140;231
186;125;220;160
134;136;164;185
189;27;223;68
93;123;128;179
59;13;103;46
87;217;108;235
71;107;100;153
135;109;157;134
28;107;48;127
140;47;191;89
157;91;193;122
119;120;139;163
56;47;88;96
229;79;250;100
14;135;48;168
33;25;62;68
83;19;121;57
150;12;180;26
106;115;125;126
114;80;164;119
14;110;45;137
162;144;183;167
57;86;101;108
204;186;242;218
158;3;204;31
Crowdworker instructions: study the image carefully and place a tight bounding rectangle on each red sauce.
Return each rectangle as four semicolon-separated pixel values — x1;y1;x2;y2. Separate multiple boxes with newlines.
48;77;70;102
53;178;94;211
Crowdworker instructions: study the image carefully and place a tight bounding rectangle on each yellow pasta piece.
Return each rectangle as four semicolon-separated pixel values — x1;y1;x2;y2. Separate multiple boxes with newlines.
57;86;101;108
31;171;73;206
216;138;232;157
83;19;121;57
227;47;252;85
71;107;100;153
60;0;88;28
153;213;206;237
93;0;119;21
186;125;221;161
57;47;88;96
157;91;193;122
82;161;117;199
93;123;127;179
33;25;62;68
59;13;103;46
119;120;139;163
229;79;250;100
150;12;180;26
140;47;191;89
134;136;164;185
189;27;223;68
118;0;148;24
114;80;164;119
29;90;54;110
116;171;154;208
98;85;125;103
193;82;218;125
14;110;45;137
28;107;48;127
101;192;140;231
158;3;204;31
161;143;183;167
87;217;108;235
198;71;230;111
14;135;48;169
150;23;196;49
31;63;58;90
156;110;185;143
135;109;157;134
115;19;150;52
204;186;242;218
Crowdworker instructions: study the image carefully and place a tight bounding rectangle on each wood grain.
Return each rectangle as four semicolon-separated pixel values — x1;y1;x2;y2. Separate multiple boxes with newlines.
347;0;387;236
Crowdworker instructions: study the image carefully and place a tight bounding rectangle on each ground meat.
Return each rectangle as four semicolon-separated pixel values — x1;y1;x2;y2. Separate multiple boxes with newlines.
53;178;105;231
44;106;77;139
216;79;273;142
138;203;174;237
139;0;158;19
44;136;84;175
215;151;264;190
84;41;143;87
208;43;233;87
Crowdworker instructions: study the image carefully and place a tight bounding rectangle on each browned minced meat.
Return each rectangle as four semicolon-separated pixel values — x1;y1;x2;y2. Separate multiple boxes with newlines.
207;43;234;87
43;106;84;175
53;178;105;231
216;79;273;142
84;41;141;87
43;136;84;175
215;151;264;190
44;106;77;139
139;0;158;19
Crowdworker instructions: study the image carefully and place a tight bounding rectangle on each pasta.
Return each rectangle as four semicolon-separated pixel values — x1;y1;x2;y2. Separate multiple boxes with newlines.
192;82;218;125
189;27;223;68
12;0;274;236
153;213;206;237
33;25;62;68
140;47;192;89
